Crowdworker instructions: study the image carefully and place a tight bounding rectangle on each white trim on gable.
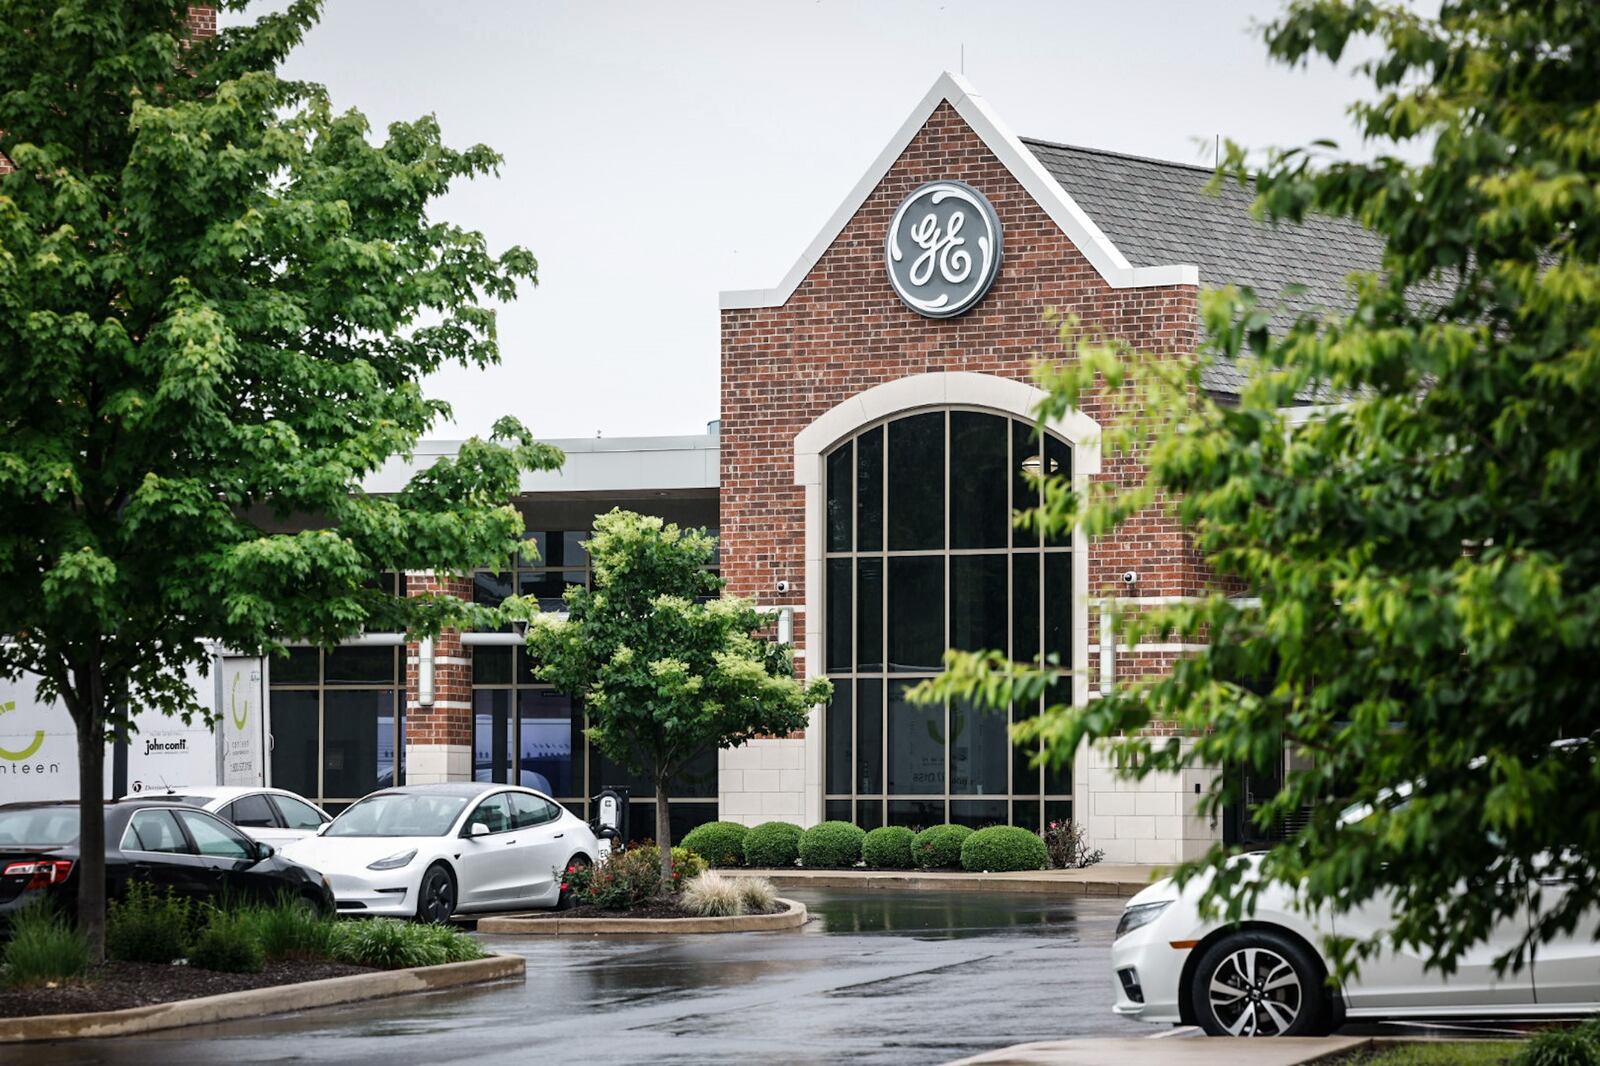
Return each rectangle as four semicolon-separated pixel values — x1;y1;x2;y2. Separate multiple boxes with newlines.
719;72;1199;311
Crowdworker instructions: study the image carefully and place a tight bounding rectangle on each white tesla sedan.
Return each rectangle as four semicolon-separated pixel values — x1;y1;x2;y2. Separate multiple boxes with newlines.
1111;853;1600;1036
119;786;332;846
281;782;599;922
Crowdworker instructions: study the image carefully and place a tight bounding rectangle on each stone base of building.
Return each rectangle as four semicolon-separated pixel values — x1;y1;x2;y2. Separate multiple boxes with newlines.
405;743;471;784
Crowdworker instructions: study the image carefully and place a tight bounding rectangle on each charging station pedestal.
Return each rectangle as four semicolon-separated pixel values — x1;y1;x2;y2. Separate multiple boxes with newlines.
591;786;630;859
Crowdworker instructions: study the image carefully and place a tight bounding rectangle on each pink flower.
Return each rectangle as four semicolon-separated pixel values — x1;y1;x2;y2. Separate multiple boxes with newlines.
560;882;568;891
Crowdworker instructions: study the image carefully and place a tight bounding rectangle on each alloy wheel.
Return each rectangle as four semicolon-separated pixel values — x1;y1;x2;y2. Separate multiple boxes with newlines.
420;868;454;923
1206;946;1303;1036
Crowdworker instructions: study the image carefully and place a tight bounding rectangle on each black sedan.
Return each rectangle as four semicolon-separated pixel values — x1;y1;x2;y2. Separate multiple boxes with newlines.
0;798;335;922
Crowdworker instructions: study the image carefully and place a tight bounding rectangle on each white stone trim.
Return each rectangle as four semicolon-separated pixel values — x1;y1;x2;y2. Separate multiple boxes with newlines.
719;71;1198;311
1087;643;1210;654
793;370;1101;825
405;743;471;784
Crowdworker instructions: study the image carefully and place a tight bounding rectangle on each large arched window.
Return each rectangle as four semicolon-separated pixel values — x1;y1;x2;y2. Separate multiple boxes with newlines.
822;409;1074;831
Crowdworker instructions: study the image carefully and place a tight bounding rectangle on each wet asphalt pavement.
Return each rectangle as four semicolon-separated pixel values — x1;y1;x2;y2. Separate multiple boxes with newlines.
33;889;1148;1066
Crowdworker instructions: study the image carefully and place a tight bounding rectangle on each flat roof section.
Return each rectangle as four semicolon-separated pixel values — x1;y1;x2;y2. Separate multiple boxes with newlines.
364;428;720;496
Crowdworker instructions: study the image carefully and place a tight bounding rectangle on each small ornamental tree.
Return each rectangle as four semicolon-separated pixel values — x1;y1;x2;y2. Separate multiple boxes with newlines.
527;510;832;882
919;0;1600;979
0;1;560;959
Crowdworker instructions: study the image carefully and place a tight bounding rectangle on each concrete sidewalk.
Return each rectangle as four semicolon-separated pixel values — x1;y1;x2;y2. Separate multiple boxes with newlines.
948;1036;1367;1065
744;864;1161;898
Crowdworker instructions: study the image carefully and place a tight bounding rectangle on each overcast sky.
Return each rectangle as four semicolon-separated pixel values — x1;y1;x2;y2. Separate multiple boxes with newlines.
228;1;1405;442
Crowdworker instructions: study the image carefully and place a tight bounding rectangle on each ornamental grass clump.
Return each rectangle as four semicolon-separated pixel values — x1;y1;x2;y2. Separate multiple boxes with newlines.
797;821;865;867
188;910;266;974
742;821;802;867
245;896;338;962
327;918;478;970
0;901;89;989
861;826;915;869
680;872;781;917
911;824;972;869
960;825;1048;873
680;821;749;867
106;881;198;964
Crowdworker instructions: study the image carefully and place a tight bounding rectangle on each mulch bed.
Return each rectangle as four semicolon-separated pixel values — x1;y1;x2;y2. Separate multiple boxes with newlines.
1;959;374;1019
514;900;785;921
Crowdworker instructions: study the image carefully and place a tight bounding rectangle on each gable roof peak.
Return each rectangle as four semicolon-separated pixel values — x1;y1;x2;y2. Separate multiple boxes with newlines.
719;72;1199;311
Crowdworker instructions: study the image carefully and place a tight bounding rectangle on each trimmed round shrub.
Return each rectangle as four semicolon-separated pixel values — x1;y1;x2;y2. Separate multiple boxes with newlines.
680;821;749;868
797;820;866;867
861;826;915;869
911;824;973;869
743;821;803;867
960;825;1048;872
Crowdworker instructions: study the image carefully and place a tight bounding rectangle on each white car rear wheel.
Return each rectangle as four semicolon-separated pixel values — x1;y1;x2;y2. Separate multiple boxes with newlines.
1189;931;1329;1037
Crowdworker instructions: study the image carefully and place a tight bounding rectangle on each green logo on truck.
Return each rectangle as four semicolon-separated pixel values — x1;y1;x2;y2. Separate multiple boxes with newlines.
0;700;47;762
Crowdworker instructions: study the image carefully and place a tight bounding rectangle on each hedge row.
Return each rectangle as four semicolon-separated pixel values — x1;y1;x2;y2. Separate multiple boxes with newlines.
680;820;1052;871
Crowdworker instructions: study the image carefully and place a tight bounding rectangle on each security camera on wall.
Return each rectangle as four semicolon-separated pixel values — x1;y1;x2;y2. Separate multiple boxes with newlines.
1121;570;1139;586
776;579;790;594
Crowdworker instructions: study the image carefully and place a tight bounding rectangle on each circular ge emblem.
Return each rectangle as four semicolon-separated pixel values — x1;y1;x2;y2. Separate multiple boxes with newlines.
885;180;1002;318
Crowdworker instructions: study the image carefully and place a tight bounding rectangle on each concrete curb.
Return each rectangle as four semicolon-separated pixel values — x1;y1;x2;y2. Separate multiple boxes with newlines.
747;869;1153;898
0;952;525;1044
477;897;807;936
946;1035;1370;1065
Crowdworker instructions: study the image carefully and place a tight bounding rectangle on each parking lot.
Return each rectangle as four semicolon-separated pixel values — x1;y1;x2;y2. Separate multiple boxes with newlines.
30;889;1146;1065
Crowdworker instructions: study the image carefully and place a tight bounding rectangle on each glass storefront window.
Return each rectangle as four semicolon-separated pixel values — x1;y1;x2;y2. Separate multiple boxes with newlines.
822;410;1075;829
268;646;402;808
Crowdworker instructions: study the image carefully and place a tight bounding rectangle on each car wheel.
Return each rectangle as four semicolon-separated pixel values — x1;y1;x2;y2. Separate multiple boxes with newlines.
559;855;591;910
1188;930;1329;1037
415;863;456;924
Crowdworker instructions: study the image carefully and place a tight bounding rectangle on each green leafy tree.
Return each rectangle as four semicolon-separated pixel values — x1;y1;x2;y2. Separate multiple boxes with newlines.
921;0;1600;977
528;509;832;882
0;0;560;959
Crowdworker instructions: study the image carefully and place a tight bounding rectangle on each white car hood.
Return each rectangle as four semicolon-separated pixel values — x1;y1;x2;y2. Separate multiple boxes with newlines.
281;834;437;873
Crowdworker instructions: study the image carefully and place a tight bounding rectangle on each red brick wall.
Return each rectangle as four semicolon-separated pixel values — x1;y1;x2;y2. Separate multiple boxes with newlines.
404;575;473;748
719;102;1208;679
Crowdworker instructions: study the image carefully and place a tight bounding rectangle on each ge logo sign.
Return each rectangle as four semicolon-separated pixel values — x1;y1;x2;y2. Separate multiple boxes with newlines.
885;180;1002;318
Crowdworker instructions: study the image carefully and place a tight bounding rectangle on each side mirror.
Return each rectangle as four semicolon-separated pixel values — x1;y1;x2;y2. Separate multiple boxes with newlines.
255;842;276;861
315;822;330;836
467;822;491;838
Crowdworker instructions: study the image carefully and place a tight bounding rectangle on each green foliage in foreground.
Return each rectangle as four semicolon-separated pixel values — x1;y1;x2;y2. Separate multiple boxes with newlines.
918;0;1600;980
0;902;89;989
528;509;831;879
0;0;561;959
1518;1019;1600;1066
107;882;201;964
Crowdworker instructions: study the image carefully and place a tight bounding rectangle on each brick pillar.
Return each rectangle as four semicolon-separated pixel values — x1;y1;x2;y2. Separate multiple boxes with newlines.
404;574;473;783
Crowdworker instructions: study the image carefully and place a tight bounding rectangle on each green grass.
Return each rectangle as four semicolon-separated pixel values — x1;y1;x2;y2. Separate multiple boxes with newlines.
0;901;90;988
1350;1042;1523;1066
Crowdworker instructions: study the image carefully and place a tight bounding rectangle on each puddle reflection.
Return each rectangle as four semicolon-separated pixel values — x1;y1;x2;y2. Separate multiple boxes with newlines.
789;889;1089;938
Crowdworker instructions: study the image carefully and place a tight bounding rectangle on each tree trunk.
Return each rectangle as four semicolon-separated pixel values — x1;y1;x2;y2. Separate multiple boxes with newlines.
73;687;107;964
654;770;674;886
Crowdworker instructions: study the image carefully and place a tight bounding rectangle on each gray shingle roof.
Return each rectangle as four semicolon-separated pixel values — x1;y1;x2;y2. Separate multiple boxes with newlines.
1020;137;1396;397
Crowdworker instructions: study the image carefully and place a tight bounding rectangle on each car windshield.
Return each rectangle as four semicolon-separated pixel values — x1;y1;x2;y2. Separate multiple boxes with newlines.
324;794;469;838
0;806;80;846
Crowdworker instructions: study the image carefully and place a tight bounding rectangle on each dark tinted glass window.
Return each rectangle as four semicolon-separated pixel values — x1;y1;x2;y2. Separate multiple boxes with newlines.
275;647;319;685
516;689;579;797
324;645;394;685
1012;419;1041;547
949;799;1007;829
856;426;883;552
475;689;512;786
887;682;943;794
510;791;559;828
826;558;852;672
268;690;318;799
473;645;513;685
826;443;852;552
1043;435;1073;548
950;699;1008;796
825;688;851;795
887;413;944;550
888;799;944;830
468;793;513;834
1044;552;1072;667
887;556;942;672
950;554;1007;653
856;557;883;672
322;689;396;798
856;680;882;794
474;571;512;608
950;412;1009;548
229;793;277;828
1012;553;1040;663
